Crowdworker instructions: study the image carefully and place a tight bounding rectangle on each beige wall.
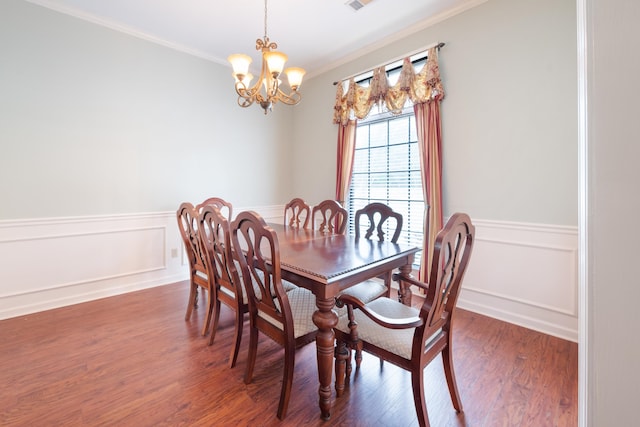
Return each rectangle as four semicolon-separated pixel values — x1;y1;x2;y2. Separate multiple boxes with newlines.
293;0;578;227
1;0;577;226
0;0;293;220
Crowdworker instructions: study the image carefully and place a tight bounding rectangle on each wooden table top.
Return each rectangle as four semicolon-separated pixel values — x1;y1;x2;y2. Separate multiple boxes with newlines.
268;223;420;296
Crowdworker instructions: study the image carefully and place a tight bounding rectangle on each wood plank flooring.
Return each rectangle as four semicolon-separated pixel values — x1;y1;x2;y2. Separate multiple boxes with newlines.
0;281;577;426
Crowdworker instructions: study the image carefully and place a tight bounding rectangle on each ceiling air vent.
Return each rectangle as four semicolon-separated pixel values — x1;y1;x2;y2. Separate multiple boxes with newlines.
346;0;373;12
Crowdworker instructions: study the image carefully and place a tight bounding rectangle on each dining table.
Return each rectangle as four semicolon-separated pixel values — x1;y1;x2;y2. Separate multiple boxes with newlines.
267;223;420;420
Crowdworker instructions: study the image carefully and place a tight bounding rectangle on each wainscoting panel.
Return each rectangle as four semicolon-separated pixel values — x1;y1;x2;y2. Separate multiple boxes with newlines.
0;205;283;320
0;209;578;342
0;212;187;320
457;220;578;342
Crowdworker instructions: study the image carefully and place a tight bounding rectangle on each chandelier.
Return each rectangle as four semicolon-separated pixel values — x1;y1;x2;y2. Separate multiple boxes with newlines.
228;0;305;114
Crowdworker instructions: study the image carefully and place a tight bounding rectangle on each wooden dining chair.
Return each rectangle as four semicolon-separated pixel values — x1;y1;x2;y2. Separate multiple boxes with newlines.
283;197;310;229
311;199;347;234
334;213;475;427
340;202;404;304
176;202;214;336
231;211;317;420
196;197;233;220
198;204;249;367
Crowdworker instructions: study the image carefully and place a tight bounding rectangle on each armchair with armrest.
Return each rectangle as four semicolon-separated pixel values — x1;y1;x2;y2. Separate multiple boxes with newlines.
333;213;475;427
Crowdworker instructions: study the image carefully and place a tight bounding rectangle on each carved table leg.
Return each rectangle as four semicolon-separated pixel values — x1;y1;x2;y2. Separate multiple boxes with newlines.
312;297;338;420
397;256;415;306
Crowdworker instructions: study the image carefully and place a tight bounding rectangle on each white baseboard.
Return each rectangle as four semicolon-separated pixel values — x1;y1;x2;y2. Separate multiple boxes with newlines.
0;210;578;343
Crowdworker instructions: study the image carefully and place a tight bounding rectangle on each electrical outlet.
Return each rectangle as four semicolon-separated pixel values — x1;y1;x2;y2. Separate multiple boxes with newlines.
171;248;178;258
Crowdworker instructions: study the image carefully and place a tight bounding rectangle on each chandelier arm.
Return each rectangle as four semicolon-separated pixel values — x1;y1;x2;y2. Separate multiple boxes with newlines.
273;88;302;106
234;51;268;97
237;96;254;108
234;81;254;101
269;77;280;98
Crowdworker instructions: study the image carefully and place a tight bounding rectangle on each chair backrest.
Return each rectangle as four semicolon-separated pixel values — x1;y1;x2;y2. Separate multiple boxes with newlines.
284;198;311;229
177;202;207;276
421;213;475;332
231;211;295;340
198;204;242;302
312;200;347;234
196;197;233;220
354;202;403;243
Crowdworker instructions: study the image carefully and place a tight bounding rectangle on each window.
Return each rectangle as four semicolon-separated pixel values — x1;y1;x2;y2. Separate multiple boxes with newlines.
344;54;429;268
347;109;425;267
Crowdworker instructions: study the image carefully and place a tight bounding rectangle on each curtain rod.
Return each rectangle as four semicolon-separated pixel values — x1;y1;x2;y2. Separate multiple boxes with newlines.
332;42;445;86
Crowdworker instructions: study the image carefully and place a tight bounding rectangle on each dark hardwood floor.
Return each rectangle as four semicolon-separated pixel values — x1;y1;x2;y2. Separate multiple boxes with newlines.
0;281;577;426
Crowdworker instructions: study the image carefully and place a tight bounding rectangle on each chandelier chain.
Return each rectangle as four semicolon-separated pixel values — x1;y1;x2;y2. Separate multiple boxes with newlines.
264;0;268;40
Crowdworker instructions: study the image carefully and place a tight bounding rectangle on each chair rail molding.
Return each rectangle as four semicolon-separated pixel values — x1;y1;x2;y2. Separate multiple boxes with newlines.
0;210;578;344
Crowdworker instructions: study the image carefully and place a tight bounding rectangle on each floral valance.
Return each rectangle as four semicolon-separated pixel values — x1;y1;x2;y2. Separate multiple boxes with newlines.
333;47;445;126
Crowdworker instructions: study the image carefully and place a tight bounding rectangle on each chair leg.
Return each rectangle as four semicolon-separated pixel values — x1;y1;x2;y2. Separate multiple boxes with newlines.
334;339;349;397
384;272;393;298
227;307;244;368
207;298;222;346
442;345;463;412
184;280;197;321
411;368;430;427
201;288;215;336
347;305;363;370
277;342;295;420
345;348;353;384
377;274;389;369
355;343;363;370
244;320;259;385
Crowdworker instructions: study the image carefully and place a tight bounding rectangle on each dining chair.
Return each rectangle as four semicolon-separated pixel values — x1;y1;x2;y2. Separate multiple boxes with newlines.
283;197;310;229
334;213;474;427
311;199;347;234
198;204;249;367
340;202;404;305
196;196;233;220
231;210;318;420
176;202;214;336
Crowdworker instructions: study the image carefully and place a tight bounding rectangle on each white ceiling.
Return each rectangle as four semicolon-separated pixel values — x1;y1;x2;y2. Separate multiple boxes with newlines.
25;0;483;77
